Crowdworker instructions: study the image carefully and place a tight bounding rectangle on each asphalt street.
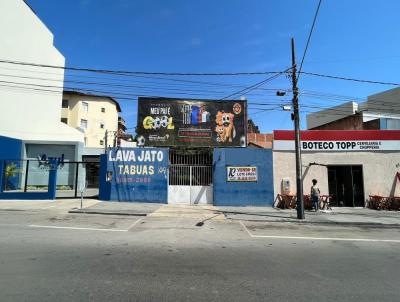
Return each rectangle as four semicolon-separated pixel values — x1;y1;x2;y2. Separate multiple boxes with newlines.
0;205;399;302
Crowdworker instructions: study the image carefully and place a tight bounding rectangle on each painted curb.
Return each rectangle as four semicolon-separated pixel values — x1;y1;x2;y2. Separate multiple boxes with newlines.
68;209;147;216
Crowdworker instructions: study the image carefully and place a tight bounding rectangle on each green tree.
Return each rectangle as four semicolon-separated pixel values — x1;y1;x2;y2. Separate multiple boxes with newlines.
4;163;20;190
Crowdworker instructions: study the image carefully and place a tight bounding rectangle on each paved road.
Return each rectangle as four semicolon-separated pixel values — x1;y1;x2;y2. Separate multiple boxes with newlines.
0;205;399;302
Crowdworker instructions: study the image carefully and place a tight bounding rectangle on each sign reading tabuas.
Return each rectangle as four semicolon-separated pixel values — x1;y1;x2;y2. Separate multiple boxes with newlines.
136;97;247;147
107;148;168;185
227;166;258;182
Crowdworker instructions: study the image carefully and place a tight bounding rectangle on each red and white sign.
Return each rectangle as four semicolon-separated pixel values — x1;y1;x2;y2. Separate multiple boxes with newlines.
273;130;400;151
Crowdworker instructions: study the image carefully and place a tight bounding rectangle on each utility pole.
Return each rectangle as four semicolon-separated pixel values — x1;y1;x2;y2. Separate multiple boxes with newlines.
104;130;108;153
291;37;305;220
113;131;118;148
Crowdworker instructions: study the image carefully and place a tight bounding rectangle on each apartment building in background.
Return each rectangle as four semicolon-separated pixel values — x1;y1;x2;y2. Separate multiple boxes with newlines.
61;91;121;156
117;117;135;147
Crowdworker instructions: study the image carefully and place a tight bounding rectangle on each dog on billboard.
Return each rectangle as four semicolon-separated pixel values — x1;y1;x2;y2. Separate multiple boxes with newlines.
215;111;235;143
215;124;225;142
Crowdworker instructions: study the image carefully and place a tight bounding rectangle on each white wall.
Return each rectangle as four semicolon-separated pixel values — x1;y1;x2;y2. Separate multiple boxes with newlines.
368;87;400;115
273;151;400;204
0;0;83;143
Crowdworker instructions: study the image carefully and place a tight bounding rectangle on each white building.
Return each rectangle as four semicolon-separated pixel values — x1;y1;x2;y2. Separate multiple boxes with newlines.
273;130;400;207
306;88;400;130
0;0;84;188
62;91;121;157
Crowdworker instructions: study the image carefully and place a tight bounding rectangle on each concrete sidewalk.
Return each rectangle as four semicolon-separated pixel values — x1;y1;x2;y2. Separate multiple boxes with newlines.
1;199;399;227
71;202;225;220
0;199;99;212
71;201;399;227
69;201;162;216
217;207;400;227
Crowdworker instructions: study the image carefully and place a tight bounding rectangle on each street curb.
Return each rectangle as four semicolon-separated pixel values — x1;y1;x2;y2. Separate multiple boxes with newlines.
68;209;147;216
228;218;400;228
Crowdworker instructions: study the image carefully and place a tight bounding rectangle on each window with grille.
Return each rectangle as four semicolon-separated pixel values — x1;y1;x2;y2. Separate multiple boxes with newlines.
62;99;69;108
168;149;213;186
80;119;88;129
82;102;89;112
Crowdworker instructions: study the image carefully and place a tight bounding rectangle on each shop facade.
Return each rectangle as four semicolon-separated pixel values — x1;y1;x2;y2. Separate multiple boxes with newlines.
99;147;274;206
99;97;274;206
273;130;400;207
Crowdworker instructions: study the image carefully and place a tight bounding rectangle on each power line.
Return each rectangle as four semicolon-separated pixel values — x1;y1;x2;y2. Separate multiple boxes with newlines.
2;59;399;88
1;63;292;93
1;80;397;124
297;0;322;81
4;76;400;115
0;72;286;98
0;77;289;103
0;82;289;109
7;63;369;103
300;71;400;86
0;59;282;76
220;67;292;100
3;74;399;113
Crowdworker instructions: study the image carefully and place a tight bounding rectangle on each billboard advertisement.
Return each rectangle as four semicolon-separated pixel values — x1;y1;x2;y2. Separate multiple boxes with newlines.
136;97;247;147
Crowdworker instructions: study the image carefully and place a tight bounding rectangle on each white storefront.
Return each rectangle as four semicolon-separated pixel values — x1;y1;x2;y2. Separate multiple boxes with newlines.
273;130;400;207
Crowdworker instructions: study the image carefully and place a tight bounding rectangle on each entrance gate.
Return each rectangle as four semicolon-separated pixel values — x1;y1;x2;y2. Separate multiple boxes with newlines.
328;165;365;207
55;161;100;199
168;149;213;205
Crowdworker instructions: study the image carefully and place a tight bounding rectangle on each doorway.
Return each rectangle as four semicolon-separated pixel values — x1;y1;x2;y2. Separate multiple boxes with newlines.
168;148;213;205
327;165;365;207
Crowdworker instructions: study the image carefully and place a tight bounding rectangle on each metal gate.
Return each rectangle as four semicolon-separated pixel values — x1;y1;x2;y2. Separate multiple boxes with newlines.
55;161;100;199
168;149;213;205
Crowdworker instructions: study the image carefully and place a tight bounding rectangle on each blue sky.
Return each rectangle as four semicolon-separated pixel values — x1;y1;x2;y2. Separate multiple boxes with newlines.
27;0;400;133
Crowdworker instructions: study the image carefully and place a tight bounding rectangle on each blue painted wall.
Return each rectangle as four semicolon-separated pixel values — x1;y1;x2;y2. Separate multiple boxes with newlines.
213;148;274;206
99;154;111;201
0;135;22;160
0;159;58;200
0;135;23;191
99;147;168;203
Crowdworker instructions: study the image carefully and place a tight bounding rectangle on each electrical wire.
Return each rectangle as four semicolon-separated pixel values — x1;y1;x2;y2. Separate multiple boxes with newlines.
0;59;282;76
220;67;292;100
297;0;323;81
300;71;400;86
2;76;398;115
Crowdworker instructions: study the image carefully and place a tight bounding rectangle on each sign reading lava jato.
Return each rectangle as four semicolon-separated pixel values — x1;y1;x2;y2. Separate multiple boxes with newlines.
136;97;247;147
227;166;258;182
107;148;168;185
273;130;400;151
